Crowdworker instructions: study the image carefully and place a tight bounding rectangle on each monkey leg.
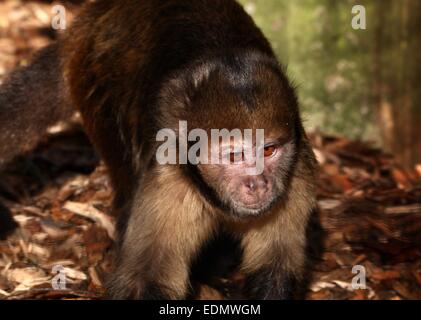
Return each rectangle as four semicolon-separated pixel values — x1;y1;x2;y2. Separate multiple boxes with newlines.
107;166;216;300
240;232;306;300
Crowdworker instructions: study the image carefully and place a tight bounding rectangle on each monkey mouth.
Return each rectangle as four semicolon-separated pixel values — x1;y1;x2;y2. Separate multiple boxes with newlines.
237;201;263;210
234;193;274;210
230;198;277;218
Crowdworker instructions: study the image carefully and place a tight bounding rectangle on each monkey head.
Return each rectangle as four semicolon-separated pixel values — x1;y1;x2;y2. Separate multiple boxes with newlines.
156;51;303;219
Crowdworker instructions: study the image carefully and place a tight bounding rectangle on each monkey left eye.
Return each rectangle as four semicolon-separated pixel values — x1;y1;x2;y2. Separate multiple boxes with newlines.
264;145;277;157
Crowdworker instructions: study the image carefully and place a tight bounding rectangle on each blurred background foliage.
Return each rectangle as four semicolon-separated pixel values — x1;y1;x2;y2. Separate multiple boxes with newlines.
239;0;421;168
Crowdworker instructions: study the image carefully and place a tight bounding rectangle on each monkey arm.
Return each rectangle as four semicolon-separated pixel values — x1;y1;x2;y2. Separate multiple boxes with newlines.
107;166;217;299
238;156;317;300
243;261;301;300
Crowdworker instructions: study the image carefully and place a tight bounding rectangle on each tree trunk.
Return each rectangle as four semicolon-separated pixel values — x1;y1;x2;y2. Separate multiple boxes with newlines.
373;0;421;169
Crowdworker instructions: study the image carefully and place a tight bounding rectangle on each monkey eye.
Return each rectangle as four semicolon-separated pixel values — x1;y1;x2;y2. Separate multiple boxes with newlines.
263;145;277;157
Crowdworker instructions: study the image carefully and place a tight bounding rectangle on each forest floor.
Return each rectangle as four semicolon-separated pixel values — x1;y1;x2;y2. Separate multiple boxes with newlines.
0;0;420;300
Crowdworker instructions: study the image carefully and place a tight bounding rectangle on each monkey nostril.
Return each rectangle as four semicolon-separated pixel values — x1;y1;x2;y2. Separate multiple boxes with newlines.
243;178;269;194
246;181;256;191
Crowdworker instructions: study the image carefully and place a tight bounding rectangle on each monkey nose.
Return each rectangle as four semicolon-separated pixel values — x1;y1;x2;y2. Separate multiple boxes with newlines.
244;177;267;193
245;180;257;191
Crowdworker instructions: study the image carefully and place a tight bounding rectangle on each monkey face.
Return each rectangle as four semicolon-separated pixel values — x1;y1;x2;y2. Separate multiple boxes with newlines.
197;135;297;218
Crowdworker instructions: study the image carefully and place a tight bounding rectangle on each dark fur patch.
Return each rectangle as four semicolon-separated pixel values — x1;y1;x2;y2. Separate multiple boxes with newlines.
191;230;243;284
0;202;17;240
0;44;73;168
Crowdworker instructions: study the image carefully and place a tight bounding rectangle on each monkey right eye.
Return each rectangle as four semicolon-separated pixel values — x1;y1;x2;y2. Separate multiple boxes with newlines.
264;145;277;157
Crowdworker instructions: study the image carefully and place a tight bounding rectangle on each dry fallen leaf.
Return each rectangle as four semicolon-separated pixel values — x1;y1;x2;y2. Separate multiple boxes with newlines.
63;201;115;240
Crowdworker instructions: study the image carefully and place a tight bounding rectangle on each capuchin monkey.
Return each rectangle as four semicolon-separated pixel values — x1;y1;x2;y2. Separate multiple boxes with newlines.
0;0;323;299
